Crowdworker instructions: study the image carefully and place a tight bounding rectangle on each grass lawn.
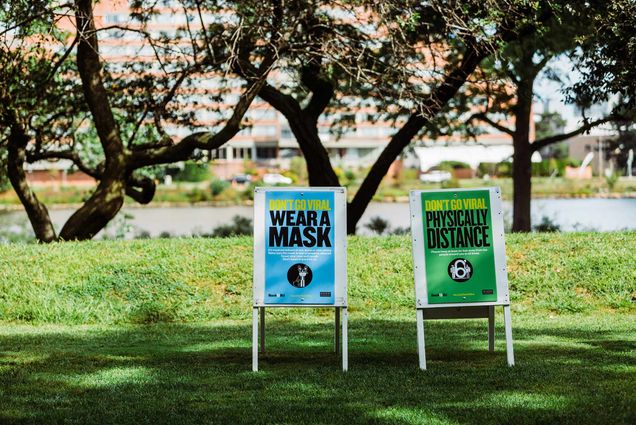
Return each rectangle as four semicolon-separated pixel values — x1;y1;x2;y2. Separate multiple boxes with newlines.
0;234;635;424
1;314;634;424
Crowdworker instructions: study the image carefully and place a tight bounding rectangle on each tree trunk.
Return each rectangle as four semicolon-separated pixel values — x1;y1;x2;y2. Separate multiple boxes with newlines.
59;0;127;240
511;135;532;232
6;126;57;242
347;115;425;233
347;45;487;234
511;80;534;232
287;115;340;187
258;85;340;187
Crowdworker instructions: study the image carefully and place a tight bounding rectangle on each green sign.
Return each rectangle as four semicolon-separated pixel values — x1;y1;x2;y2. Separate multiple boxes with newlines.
421;190;497;304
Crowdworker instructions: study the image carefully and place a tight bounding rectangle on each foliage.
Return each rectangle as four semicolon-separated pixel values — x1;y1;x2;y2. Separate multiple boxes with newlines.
605;172;620;192
186;187;212;203
478;162;512;178
209;177;230;196
535;111;567;141
0;150;9;192
604;128;636;174
364;216;390;235
532;215;560;232
440;178;460;189
210;215;252;238
0;0;291;241
437;161;471;171
568;0;636;110
174;162;210;182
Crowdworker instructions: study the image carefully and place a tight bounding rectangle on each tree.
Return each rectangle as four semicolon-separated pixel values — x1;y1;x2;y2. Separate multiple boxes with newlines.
467;2;622;232
605;126;636;175
535;110;568;158
1;0;287;241
236;0;546;233
568;0;636;111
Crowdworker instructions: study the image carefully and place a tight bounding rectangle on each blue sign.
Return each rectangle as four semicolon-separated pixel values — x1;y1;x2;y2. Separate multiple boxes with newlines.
264;190;335;304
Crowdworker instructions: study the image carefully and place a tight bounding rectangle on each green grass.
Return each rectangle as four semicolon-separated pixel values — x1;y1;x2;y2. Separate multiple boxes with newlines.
0;314;634;424
0;234;633;324
0;234;635;424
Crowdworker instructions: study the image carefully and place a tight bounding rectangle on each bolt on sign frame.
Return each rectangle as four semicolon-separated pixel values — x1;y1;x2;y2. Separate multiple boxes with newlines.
409;187;514;369
252;187;348;372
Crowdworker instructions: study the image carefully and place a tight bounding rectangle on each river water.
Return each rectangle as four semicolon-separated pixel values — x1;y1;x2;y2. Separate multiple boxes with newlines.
2;198;634;239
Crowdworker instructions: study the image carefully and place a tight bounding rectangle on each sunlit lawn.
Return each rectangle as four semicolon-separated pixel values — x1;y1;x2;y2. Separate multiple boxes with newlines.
1;312;634;424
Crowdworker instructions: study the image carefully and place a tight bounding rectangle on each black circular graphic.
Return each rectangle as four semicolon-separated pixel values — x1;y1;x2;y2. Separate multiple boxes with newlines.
287;263;313;288
447;258;473;282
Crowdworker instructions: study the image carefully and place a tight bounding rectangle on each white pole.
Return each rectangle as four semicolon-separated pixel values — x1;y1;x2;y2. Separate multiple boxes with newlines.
334;307;341;353
503;305;515;367
342;307;348;372
259;307;265;353
252;307;259;372
416;309;426;370
488;306;495;352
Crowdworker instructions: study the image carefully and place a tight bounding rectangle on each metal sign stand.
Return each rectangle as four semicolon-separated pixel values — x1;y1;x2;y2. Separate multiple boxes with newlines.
252;187;348;373
252;306;348;372
410;188;515;369
416;304;514;370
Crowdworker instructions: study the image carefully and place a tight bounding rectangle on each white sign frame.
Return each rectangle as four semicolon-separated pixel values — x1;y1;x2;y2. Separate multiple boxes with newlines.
252;187;348;372
409;187;514;369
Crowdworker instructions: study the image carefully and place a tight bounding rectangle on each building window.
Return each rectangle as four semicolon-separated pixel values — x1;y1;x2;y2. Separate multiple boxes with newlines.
233;147;252;160
256;146;277;159
103;14;125;24
210;148;227;160
251;125;277;137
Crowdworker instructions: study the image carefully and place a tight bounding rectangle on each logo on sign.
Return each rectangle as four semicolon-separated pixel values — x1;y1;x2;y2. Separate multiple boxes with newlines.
448;258;473;282
287;263;313;288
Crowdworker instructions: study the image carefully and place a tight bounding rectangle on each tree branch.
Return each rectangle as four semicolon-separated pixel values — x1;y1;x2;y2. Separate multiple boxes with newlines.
5;111;57;242
470;112;514;136
348;41;488;233
129;52;277;168
301;64;334;123
530;116;616;152
26;149;101;179
125;174;156;204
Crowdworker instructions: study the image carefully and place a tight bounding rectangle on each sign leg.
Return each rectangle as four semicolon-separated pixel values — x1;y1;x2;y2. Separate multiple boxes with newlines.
503;305;515;367
334;307;341;353
416;309;426;370
252;307;259;372
342;307;348;372
259;307;265;354
488;305;495;352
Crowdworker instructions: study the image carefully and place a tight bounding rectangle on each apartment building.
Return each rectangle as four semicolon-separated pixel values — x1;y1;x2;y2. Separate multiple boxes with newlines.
28;1;521;184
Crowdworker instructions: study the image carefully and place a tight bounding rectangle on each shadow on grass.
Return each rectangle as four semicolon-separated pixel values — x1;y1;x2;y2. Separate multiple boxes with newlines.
0;318;634;425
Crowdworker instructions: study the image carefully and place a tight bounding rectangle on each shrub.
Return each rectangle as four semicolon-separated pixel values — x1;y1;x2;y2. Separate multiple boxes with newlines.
605;172;620;191
211;215;253;237
289;156;308;182
365;216;390;235
533;215;560;232
438;160;471;171
174;161;210;182
210;178;230;196
186;188;211;203
441;178;460;188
